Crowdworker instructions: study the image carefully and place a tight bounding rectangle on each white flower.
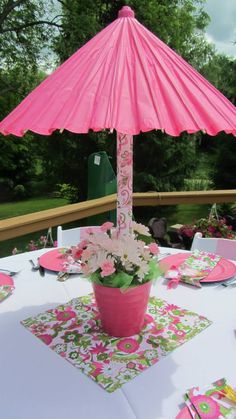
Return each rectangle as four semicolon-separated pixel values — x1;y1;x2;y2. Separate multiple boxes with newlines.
136;260;150;281
101;362;123;378
64;222;160;285
143;349;158;360
117;369;137;383
132;221;151;236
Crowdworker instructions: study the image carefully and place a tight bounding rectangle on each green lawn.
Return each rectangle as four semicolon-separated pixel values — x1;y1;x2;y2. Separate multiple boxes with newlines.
0;197;68;257
0;197;68;220
167;204;211;226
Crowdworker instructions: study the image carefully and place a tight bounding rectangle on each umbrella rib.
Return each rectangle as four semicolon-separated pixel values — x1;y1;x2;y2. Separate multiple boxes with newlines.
137;24;203;131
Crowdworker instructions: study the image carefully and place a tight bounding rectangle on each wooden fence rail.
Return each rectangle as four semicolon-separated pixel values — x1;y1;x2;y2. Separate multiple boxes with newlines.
0;190;236;241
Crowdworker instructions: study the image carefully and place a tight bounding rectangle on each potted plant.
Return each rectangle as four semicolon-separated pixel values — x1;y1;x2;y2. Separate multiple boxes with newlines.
64;221;161;337
180;215;236;250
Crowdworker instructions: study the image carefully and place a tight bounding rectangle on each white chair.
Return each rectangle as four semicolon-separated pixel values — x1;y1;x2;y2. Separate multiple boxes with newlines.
57;225;100;247
191;232;236;261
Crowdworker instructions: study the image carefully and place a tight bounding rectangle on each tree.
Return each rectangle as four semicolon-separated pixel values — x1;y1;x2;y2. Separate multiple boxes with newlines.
0;0;61;70
0;0;62;199
199;55;236;190
55;0;212;66
212;134;236;189
201;54;236;104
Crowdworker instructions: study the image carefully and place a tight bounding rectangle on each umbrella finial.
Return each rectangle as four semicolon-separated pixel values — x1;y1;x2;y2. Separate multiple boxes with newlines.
118;6;135;18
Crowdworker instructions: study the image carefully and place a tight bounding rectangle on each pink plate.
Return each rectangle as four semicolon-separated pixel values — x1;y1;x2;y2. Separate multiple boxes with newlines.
176;406;192;419
39;248;71;272
160;253;236;283
0;273;14;286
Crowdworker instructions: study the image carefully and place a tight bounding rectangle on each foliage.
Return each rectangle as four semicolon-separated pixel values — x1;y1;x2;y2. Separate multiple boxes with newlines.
134;132;197;192
0;133;36;200
201;55;236;104
36;130;108;200
212;134;236;189
12;234;57;255
0;0;61;200
180;216;236;240
199;56;236;190
183;178;213;191
54;0;212;67
0;0;60;70
63;221;162;289
54;183;79;203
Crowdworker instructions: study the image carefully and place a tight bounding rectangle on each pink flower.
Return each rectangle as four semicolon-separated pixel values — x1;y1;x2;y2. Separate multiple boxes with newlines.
90;343;107;354
90;362;104;377
81;248;93;260
71;248;83;259
56;309;76;321
127;362;136;369
143;314;154;325
28;241;38;251
208;226;216;234
53;240;58;247
149;326;165;335
81;263;91;275
117;338;140;353
100;222;114;232
148;243;159;255
190;395;220;418
100;261;115;277
31;324;48;334
39;236;47;243
38;334;53;345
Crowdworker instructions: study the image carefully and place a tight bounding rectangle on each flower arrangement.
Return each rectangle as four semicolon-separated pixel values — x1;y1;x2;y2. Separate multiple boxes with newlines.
64;221;162;289
180;215;236;243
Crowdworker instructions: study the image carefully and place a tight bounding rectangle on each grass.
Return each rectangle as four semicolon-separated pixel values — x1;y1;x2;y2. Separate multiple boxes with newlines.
0;197;68;220
0;197;68;258
167;204;211;226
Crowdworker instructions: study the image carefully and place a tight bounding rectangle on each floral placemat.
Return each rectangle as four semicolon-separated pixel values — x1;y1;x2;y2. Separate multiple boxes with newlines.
0;285;14;302
21;295;212;393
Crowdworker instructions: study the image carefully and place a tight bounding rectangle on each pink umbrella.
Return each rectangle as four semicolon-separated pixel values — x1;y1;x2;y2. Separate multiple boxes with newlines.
0;6;236;235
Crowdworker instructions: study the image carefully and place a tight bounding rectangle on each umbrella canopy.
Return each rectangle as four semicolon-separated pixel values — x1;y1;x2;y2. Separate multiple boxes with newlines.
0;6;235;137
0;6;236;236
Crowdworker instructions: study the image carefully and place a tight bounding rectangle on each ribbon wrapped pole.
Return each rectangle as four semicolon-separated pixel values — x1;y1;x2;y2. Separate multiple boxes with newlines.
117;132;133;236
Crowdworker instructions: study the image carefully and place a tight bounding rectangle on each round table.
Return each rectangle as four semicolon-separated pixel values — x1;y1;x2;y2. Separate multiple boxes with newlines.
0;247;235;419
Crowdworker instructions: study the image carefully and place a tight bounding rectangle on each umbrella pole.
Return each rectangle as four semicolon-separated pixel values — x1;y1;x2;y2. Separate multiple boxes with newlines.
117;132;133;236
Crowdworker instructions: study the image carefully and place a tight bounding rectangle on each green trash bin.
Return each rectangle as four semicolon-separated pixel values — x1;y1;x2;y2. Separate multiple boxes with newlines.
87;151;116;226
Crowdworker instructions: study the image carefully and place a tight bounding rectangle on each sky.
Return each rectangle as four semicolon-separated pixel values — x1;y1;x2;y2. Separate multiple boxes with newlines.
204;0;236;57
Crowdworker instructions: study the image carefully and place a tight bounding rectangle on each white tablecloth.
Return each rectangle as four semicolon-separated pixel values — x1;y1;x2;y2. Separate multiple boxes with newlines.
0;247;235;419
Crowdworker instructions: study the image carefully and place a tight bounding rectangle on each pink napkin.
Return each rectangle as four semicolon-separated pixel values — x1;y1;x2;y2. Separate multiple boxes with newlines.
165;250;221;288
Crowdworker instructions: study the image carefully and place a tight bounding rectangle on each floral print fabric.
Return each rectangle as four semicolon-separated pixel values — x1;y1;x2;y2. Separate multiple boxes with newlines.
166;250;221;288
21;295;211;393
182;378;236;418
0;285;14;302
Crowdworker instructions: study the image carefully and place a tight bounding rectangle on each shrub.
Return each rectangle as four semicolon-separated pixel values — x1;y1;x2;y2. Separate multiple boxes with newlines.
54;183;79;203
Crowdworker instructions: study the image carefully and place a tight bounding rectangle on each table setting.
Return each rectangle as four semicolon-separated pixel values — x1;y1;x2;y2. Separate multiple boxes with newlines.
0;225;236;419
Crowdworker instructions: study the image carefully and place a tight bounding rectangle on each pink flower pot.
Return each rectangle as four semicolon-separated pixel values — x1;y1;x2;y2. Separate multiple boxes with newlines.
92;281;152;337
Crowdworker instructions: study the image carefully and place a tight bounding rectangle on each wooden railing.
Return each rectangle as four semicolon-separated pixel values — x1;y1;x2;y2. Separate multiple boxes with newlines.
0;190;236;241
